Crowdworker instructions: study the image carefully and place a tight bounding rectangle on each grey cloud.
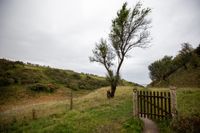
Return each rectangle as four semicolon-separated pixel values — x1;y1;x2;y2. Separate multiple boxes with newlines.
0;0;200;85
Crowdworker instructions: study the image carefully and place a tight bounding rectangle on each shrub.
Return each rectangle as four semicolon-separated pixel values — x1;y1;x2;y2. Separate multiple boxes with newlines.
67;81;79;91
28;83;57;93
45;68;69;84
71;73;81;80
171;113;200;133
0;77;15;86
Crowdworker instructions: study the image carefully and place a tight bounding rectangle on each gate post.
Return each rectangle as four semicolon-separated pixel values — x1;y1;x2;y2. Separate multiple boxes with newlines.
170;86;177;118
133;88;138;117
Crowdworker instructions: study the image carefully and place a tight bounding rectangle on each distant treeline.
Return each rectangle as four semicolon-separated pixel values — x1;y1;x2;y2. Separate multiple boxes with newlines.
148;43;200;83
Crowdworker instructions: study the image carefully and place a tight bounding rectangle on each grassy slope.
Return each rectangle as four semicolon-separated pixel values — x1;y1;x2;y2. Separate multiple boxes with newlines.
167;67;200;88
0;59;136;111
0;59;110;89
150;66;200;88
0;87;143;133
1;86;199;133
153;88;200;133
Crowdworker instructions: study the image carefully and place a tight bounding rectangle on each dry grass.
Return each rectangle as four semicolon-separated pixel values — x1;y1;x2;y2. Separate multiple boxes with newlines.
0;86;136;125
0;86;144;133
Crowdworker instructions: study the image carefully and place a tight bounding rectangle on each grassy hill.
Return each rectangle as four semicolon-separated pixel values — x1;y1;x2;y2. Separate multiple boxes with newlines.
0;58;136;111
0;58;111;90
149;65;200;88
148;44;200;88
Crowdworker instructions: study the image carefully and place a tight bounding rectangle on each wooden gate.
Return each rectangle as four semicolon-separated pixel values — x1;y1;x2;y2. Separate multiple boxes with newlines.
133;88;177;120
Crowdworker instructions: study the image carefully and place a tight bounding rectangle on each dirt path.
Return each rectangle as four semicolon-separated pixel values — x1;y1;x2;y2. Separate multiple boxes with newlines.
141;117;159;133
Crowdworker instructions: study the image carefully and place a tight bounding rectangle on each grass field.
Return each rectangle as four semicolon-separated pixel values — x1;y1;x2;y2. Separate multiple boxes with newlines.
0;86;199;133
0;86;143;133
154;88;200;133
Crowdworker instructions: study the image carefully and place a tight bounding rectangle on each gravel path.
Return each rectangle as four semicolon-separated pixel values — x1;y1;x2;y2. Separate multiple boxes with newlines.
141;117;159;133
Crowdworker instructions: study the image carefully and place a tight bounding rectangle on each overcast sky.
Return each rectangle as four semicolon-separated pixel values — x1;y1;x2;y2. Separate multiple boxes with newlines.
0;0;200;85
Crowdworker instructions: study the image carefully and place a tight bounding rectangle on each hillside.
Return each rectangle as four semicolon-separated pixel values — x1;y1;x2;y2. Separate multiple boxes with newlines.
0;58;136;111
148;43;200;88
0;58;111;90
150;65;200;88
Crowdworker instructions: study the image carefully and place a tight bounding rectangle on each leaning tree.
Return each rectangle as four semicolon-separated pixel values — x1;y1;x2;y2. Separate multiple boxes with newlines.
89;2;151;98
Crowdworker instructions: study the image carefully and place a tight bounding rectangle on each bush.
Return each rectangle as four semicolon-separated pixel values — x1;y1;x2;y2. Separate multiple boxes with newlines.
28;83;57;93
18;69;42;84
45;68;69;84
0;77;15;86
67;81;79;91
71;73;81;80
171;113;200;133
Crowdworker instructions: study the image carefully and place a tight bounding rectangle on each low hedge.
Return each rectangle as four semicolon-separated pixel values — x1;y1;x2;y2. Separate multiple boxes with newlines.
28;83;58;93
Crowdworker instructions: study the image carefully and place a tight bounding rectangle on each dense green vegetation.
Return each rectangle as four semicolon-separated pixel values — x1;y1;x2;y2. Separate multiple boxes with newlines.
0;58;111;91
148;43;200;87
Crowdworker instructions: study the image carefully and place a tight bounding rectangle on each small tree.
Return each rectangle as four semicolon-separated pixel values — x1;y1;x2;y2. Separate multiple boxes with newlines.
177;43;193;69
148;56;174;82
89;2;151;98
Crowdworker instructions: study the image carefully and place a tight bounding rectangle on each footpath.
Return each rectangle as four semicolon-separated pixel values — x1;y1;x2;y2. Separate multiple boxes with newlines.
141;117;159;133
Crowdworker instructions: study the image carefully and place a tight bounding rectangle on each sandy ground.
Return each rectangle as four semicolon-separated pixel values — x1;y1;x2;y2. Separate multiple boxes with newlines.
141;117;159;133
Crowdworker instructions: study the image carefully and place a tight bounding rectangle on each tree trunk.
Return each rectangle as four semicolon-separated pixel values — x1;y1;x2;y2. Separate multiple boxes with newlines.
107;83;117;98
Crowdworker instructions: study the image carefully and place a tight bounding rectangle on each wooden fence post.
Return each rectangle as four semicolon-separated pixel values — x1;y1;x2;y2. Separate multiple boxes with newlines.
170;86;177;118
32;109;36;120
70;90;73;110
133;88;138;117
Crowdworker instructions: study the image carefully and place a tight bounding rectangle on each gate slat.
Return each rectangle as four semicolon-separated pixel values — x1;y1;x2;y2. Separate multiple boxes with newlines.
168;92;171;118
164;92;167;119
150;91;153;119
161;92;164;120
157;91;159;119
143;91;146;117
140;91;143;117
146;91;149;118
153;91;156;119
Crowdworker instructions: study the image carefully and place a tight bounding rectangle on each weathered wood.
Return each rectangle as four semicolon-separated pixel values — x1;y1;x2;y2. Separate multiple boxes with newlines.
32;109;36;120
140;91;143;117
135;90;173;120
160;92;164;119
150;91;153;119
70;90;73;110
133;88;138;117
157;91;159;119
143;91;146;117
153;91;156;119
168;92;171;118
170;86;177;118
146;91;149;118
164;92;167;120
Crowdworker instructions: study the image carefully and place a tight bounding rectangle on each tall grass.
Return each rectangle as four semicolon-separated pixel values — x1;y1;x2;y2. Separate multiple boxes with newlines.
155;88;200;133
0;86;143;133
